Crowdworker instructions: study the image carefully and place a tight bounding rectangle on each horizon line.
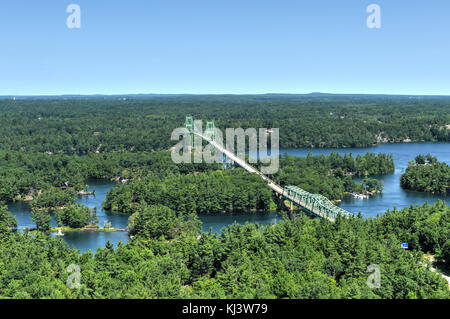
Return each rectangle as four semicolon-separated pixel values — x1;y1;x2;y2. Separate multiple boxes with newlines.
2;92;450;98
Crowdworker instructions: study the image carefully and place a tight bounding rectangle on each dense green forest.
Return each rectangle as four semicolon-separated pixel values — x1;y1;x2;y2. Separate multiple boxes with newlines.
0;95;449;153
103;169;276;215
0;150;222;231
55;204;99;229
1;149;394;232
0;150;220;203
0;95;448;299
401;154;449;194
0;201;448;299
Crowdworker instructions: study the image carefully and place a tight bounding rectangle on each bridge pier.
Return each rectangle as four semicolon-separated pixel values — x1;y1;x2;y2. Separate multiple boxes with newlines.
289;201;295;220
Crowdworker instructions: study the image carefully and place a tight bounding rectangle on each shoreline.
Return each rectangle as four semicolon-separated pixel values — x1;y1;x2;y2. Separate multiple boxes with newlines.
50;226;127;233
20;226;127;234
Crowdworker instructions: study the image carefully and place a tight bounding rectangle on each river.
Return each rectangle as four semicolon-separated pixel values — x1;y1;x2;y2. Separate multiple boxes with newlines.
279;142;450;218
8;142;449;253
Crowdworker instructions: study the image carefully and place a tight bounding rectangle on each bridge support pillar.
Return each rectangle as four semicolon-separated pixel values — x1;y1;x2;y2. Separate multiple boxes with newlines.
289;201;294;220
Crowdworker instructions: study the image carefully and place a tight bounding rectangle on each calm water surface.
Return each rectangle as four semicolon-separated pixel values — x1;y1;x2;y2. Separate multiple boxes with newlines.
9;142;450;253
278;142;450;218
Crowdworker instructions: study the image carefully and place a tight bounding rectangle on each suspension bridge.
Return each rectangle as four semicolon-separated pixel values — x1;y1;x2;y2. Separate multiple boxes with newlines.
184;116;354;222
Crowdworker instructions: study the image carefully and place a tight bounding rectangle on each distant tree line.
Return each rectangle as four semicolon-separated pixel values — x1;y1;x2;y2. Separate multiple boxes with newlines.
0;95;448;154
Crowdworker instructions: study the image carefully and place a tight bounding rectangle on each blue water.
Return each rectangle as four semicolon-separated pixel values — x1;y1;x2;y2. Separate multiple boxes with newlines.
278;142;450;218
63;179;130;253
9;179;131;253
9;142;450;252
199;212;281;234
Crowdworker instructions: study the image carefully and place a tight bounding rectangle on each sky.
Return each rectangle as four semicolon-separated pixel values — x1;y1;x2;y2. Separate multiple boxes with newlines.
0;0;449;96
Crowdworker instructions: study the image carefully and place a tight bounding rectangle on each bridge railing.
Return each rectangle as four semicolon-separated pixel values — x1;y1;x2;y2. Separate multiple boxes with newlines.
284;186;353;220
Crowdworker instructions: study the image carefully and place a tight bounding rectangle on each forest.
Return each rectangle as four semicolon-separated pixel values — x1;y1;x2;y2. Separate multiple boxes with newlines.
0;200;448;299
0;95;448;299
103;169;276;215
0;150;222;231
401;154;449;194
0;150;220;203
0;147;394;230
104;152;394;215
0;95;448;153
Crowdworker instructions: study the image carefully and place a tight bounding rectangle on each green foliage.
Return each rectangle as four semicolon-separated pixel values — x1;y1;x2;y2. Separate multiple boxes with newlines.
1;201;448;299
0;205;17;233
0;96;448;299
31;209;52;232
377;200;449;257
31;188;77;210
128;204;201;240
438;240;450;270
361;177;384;192
401;154;449;194
55;204;98;229
104;153;392;215
0;96;448;153
0;150;221;203
104;169;275;215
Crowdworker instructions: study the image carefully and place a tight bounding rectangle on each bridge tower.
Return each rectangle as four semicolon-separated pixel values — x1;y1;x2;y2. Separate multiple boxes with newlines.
204;120;235;169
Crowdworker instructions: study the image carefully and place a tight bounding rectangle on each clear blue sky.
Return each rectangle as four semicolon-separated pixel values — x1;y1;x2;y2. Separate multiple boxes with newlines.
0;0;449;95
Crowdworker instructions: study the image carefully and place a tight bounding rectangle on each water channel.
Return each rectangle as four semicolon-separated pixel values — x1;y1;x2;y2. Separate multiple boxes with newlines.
9;142;449;253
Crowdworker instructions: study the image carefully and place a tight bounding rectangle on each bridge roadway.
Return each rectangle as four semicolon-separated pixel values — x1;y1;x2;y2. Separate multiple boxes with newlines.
193;132;343;222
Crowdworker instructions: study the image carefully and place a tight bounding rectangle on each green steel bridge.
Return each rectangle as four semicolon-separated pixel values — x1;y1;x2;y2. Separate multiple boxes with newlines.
184;116;354;222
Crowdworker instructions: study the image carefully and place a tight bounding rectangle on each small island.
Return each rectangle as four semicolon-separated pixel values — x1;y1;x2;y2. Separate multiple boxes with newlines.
401;154;449;194
26;189;125;234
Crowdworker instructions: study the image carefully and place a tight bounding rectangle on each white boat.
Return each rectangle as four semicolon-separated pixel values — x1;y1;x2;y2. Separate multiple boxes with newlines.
56;228;64;237
351;193;369;199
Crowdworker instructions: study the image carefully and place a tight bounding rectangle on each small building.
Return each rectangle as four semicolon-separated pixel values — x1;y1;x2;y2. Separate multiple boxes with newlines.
61;182;70;190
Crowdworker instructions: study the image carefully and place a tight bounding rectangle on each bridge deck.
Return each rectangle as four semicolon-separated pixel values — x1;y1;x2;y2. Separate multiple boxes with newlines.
194;132;351;222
